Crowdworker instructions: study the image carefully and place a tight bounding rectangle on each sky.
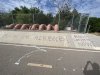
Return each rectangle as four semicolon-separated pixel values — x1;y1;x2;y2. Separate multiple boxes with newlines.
0;0;100;17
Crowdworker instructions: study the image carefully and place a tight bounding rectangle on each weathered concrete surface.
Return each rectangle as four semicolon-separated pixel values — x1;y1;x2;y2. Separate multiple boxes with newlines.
86;34;100;50
0;30;99;50
0;44;100;75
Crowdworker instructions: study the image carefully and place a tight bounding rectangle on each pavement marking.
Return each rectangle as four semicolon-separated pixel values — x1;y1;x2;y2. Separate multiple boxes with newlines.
0;43;36;48
82;68;84;71
34;46;47;52
15;50;38;65
64;68;67;71
94;47;100;50
73;69;76;71
57;57;63;61
27;63;53;69
0;43;100;53
40;47;100;53
15;47;47;65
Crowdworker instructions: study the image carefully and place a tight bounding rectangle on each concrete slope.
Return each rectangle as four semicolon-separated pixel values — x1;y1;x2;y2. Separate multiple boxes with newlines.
86;34;100;50
0;30;99;50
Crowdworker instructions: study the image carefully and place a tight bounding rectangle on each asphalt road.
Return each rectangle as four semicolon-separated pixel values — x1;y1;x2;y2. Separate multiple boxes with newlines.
0;43;100;75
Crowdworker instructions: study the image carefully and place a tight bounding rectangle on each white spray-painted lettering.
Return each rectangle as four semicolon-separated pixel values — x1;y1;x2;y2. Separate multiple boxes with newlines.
30;35;65;42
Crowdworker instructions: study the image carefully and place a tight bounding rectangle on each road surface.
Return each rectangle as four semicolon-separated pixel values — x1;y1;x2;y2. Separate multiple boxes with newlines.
0;43;100;75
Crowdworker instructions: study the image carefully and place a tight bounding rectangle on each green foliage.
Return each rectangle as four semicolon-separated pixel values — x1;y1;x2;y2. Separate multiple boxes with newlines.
0;6;55;27
88;17;100;32
35;13;48;24
53;9;77;30
0;6;100;32
10;6;54;24
15;14;33;24
0;14;12;27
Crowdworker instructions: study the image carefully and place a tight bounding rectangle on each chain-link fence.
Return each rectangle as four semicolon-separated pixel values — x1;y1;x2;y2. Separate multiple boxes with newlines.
58;12;90;33
0;13;89;33
0;14;12;27
0;13;54;24
78;13;89;33
0;14;33;25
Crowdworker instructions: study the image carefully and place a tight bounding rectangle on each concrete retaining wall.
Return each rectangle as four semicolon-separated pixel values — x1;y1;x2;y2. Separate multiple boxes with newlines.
0;30;97;50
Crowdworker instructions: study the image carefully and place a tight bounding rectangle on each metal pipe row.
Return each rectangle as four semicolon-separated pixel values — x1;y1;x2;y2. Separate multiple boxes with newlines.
5;24;59;32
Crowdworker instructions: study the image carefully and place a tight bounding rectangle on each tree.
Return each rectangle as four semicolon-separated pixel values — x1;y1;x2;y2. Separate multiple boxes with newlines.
88;17;100;32
0;13;12;27
46;13;54;24
10;6;53;24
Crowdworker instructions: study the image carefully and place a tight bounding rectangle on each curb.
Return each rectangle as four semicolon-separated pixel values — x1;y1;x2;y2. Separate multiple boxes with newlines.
94;47;100;50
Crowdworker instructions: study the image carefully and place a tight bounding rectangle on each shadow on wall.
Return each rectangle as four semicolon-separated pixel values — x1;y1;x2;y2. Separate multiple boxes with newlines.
83;61;100;75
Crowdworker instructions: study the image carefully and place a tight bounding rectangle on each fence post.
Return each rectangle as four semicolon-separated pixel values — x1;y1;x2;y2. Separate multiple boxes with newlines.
78;13;82;32
33;14;35;24
12;14;14;24
84;14;90;33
